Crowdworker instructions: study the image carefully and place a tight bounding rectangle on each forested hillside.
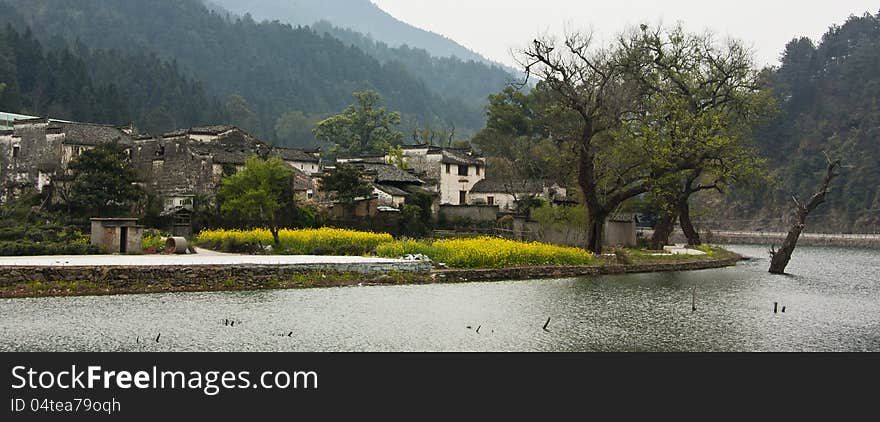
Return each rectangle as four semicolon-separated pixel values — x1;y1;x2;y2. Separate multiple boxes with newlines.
208;0;491;64
0;27;226;134
712;11;880;232
2;0;484;145
311;21;515;116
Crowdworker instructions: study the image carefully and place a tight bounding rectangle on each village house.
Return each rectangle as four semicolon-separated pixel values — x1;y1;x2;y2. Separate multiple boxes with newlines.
330;158;424;209
0;117;134;201
469;179;568;211
131;125;321;211
389;144;486;206
0;116;322;215
275;147;321;175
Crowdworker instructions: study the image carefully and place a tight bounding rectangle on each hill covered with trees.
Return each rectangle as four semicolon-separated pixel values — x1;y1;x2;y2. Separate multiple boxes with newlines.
714;11;880;232
0;26;226;134
1;0;488;145
207;0;492;64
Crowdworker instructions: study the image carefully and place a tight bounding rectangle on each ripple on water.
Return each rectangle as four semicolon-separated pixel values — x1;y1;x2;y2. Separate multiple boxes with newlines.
1;245;878;352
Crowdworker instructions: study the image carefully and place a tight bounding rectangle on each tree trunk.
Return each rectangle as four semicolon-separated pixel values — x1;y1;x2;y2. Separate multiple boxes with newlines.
270;227;280;245
769;159;840;274
678;199;701;246
650;212;676;250
586;210;607;254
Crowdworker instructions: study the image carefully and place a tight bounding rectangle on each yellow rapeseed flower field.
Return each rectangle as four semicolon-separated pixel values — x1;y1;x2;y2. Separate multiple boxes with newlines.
195;227;393;255
196;229;593;267
376;236;594;268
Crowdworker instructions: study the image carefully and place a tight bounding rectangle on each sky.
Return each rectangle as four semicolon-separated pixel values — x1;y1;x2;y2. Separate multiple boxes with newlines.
370;0;879;68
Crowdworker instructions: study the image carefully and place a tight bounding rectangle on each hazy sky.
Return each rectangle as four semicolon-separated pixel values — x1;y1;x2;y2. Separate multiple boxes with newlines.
371;0;879;67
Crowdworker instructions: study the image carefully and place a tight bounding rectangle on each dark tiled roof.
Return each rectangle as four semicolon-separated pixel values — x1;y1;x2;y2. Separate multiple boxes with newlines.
190;125;235;135
441;149;483;166
358;163;422;184
337;155;386;164
189;129;270;165
608;212;639;223
55;122;129;146
400;143;430;150
374;183;410;197
11;117;48;124
273;147;319;163
292;166;315;191
163;125;236;137
471;179;545;194
163;125;235;137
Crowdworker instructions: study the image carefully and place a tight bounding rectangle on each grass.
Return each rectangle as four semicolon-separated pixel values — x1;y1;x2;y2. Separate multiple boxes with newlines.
619;245;736;264
376;236;596;269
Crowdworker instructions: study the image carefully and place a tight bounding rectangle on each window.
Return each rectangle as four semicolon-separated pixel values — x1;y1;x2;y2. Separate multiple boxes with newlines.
445;163;451;174
487;196;494;205
12;146;20;158
458;165;468;176
476;166;481;176
459;191;467;204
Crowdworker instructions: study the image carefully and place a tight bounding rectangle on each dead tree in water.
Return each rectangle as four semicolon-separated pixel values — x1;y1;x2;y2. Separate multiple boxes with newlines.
769;158;841;274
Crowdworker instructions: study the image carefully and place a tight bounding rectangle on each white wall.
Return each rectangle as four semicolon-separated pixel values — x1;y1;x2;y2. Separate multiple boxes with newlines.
439;163;485;205
470;192;517;210
286;160;320;174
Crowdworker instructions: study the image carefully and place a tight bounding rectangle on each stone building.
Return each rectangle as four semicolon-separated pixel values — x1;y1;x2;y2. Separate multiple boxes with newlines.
131;125;321;212
0;117;133;201
469;179;568;211
0;117;321;215
389;144;485;205
90;218;144;254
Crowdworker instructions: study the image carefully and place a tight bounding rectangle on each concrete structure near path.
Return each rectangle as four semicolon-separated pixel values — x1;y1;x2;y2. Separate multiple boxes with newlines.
90;218;145;254
604;213;638;248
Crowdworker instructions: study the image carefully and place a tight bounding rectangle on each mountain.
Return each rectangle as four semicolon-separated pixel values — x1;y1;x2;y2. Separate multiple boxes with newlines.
2;0;485;146
0;26;226;134
310;21;516;119
208;0;494;65
714;11;880;232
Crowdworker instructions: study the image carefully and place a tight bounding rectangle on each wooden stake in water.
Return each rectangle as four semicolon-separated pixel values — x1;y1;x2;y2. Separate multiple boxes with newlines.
774;302;778;314
691;287;697;313
543;317;551;331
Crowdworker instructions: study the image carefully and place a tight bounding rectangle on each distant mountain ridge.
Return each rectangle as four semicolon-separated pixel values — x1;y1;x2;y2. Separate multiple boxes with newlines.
1;0;486;146
207;0;500;66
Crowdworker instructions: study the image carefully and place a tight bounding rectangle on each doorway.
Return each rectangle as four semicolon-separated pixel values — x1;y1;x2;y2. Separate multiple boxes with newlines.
120;227;128;254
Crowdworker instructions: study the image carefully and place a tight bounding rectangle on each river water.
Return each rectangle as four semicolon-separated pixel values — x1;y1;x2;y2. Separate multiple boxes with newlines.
1;245;877;352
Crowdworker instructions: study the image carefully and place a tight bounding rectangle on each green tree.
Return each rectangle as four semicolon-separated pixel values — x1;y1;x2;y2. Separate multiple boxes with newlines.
618;24;773;246
387;145;410;170
217;156;298;245
511;26;773;252
319;163;373;205
67;142;143;218
275;110;322;148
313;90;403;156
142;106;176;135
473;84;577;189
226;94;260;135
515;32;648;252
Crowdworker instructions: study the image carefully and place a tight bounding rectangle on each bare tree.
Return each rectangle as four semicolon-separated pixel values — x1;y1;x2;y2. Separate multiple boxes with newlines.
516;32;649;252
769;157;841;274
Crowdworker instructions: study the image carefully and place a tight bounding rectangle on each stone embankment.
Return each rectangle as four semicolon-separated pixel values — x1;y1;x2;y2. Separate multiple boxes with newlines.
0;252;742;298
435;254;741;282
